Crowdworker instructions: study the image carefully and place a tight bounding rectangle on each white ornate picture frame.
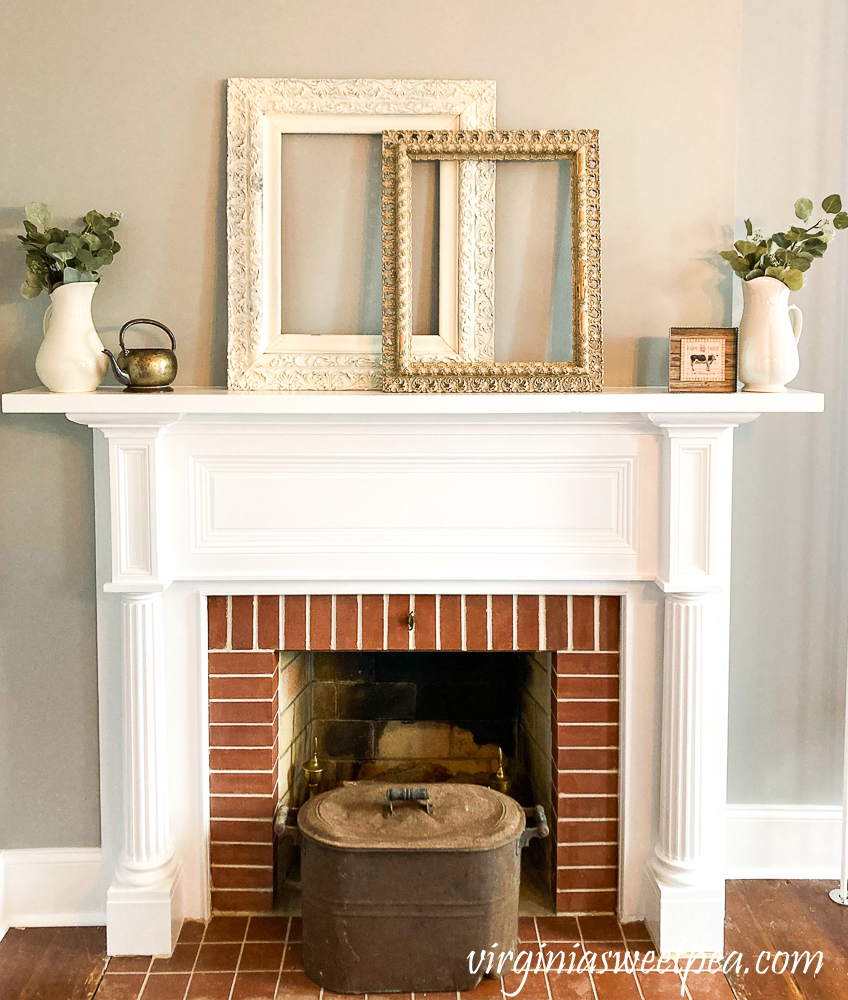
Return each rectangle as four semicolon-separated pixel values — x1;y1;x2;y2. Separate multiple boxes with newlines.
227;78;496;390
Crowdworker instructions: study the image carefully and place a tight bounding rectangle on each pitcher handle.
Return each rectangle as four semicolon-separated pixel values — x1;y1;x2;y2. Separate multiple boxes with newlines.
788;304;803;344
43;303;53;337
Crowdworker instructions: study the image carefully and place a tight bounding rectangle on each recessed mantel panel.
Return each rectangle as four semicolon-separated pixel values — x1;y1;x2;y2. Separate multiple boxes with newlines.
167;422;656;583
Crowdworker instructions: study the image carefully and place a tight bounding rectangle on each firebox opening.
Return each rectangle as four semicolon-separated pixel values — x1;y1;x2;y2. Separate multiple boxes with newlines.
275;649;554;912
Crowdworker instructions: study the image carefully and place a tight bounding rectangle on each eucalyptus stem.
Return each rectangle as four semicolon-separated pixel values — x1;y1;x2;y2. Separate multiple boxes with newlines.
720;194;847;291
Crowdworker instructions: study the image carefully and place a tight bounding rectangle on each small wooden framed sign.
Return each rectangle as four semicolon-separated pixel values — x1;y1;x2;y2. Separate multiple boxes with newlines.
669;327;738;392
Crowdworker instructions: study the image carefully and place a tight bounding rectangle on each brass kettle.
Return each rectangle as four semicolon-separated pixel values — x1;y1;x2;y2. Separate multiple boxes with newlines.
103;318;178;391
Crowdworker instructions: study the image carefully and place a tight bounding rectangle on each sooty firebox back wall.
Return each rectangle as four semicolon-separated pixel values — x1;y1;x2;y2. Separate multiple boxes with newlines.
310;651;530;790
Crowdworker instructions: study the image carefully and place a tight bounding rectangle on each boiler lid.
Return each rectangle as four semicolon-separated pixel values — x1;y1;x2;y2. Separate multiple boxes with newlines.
297;782;525;851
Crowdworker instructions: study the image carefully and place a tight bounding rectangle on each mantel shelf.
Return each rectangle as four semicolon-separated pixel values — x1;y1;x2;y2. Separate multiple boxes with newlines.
1;385;825;416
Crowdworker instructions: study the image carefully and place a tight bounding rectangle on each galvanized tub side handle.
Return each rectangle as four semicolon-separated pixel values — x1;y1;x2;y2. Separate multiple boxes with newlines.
274;803;300;846
119;317;177;353
385;787;434;816
519;805;550;849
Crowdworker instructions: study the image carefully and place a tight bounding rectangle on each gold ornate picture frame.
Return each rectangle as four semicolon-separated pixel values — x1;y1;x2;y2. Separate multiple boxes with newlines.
381;129;602;392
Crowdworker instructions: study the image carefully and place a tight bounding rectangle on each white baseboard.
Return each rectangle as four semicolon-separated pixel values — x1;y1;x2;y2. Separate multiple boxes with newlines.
726;804;842;879
0;848;106;942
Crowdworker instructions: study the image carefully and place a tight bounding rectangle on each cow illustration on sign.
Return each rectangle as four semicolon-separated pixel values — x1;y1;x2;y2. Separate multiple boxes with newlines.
681;338;725;382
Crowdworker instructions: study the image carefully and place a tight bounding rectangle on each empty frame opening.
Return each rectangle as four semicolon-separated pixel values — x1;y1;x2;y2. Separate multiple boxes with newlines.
280;133;382;337
279;134;440;339
494;159;574;363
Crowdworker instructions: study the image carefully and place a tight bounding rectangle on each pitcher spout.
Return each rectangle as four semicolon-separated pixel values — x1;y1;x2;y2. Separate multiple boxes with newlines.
102;348;132;385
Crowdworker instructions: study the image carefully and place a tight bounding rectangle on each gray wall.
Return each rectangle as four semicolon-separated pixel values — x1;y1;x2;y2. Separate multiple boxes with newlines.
0;0;839;849
728;1;848;804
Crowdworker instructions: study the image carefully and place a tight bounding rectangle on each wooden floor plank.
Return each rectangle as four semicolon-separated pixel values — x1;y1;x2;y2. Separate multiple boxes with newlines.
731;880;847;1000
0;926;107;1000
723;882;799;1000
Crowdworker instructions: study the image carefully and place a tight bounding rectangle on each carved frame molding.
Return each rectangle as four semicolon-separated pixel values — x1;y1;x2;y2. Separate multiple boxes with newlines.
226;78;497;391
381;129;603;393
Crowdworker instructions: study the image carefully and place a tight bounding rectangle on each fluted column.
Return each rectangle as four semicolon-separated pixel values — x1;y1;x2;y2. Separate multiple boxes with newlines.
114;593;176;888
654;593;712;887
645;413;750;955
73;414;183;956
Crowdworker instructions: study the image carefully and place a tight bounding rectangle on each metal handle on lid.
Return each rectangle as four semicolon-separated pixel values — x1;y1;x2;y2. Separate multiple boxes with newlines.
385;787;434;816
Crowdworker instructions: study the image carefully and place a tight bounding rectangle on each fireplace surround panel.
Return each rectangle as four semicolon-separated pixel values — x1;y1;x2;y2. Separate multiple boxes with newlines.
0;389;823;955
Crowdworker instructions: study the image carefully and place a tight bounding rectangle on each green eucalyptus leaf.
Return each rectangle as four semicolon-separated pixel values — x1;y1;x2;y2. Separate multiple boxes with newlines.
110;240;121;254
85;210;116;236
78;271;96;282
772;233;791;248
75;248;96;269
734;239;759;256
782;268;805;291
25;201;52;230
83;233;102;251
62;266;82;283
822;194;842;214
765;265;785;279
93;250;114;267
744;269;764;280
744;218;753;237
46;243;75;263
21;277;42;298
833;211;848;230
792;257;812;272
795;198;813;222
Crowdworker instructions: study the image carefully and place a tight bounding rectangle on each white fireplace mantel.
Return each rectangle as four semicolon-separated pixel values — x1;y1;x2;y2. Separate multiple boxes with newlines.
1;386;824;957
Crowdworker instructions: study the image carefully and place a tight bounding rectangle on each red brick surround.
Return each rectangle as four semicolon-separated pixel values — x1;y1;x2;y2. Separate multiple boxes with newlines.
207;594;620;915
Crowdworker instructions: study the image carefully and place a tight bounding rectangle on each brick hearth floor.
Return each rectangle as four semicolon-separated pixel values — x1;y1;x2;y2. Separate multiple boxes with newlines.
13;881;848;998
79;914;736;1000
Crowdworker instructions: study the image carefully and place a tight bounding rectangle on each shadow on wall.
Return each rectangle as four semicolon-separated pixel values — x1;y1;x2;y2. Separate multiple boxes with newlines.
634;337;669;386
0;204;101;849
211;81;228;388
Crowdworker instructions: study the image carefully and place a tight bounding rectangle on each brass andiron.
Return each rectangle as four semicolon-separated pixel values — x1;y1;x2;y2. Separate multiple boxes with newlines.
303;737;324;799
490;747;510;795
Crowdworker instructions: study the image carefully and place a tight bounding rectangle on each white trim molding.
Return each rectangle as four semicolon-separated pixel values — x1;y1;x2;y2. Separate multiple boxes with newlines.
726;804;842;879
0;848;107;943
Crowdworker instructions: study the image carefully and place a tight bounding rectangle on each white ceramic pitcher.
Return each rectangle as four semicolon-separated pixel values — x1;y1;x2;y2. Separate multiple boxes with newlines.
35;281;108;392
738;275;803;392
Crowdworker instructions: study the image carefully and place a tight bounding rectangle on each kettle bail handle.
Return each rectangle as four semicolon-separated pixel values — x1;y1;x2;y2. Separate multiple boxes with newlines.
119;318;176;354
